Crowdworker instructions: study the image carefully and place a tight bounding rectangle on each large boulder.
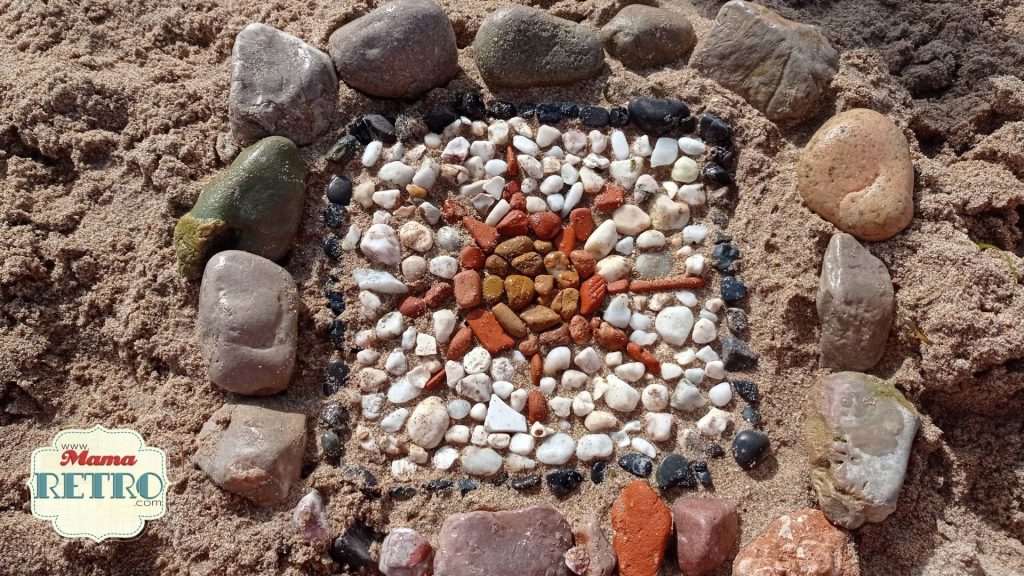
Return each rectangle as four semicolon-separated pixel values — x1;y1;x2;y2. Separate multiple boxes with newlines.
228;23;337;146
807;372;920;529
173;136;306;279
817;233;894;370
434;505;573;576
797;108;915;241
474;5;604;88
196;402;306;506
198;250;298;395
733;509;860;575
599;5;696;70
692;0;839;123
328;0;458;99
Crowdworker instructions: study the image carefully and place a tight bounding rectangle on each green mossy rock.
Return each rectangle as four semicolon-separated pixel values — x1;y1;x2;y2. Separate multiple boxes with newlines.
173;136;306;279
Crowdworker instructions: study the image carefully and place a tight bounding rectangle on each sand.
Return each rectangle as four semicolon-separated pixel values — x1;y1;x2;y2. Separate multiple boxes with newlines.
1;0;1023;574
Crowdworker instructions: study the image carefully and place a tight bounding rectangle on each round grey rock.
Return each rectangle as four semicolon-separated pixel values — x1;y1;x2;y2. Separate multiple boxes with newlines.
474;5;604;88
328;0;458;99
600;5;696;70
229;23;338;146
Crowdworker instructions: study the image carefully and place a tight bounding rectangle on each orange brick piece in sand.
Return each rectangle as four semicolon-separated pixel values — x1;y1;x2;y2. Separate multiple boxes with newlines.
465;309;514;353
629;276;705;292
611;480;672;576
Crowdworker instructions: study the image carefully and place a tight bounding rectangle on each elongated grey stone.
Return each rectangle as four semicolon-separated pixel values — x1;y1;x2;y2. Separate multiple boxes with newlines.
817;232;894;371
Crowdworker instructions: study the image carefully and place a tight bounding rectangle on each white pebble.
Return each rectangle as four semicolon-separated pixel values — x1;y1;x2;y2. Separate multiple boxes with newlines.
562;370;588;389
614;237;634;255
362;141;383;166
415;333;437;356
596;255;631;282
589;130;608;154
585;220;619;259
677;183;706;207
492;380;514;399
676;291;699;307
487;121;509;145
447;399;471;420
544;347;571;375
535;433;575;465
433;310;457;344
615;362;645;383
650;137;679;167
487;433;511;450
547;194;565;213
445;360;465;385
691;318;717;344
604;353;623;368
661;363;683;380
536;125;561;147
603;294;632;328
471;426;487;446
379;161;414;186
573;347;601;374
572;391;595;417
670;382;706;410
682;225;708;244
604;375;640;412
458;374;492;402
509;433;535;456
460;446;502;476
655;306;695;346
525;196;547;213
709;382;733;407
632;135;652;157
697;407;733;437
671;157;700;183
387;377;420;404
576;434;614;462
705;360;726;379
610;158;644;189
424;133;442;148
379;408;408;433
512;135;540;156
685;367;705;385
445;425;470;444
641;384;670;411
685;254;705;276
631;437;658;458
407;396;449;449
485;159;508;176
510;389;528;412
538;377;557;395
584;412;618;434
549;397;571;418
636;230;666;249
391;458;419;480
361;393;385;420
678;137;706;156
506;453;537;472
441;137;470;163
610;130;629;160
429;255;458;279
483;394;527;433
644;412;673;442
561;182;583;217
696;346;720;363
469;140;495;161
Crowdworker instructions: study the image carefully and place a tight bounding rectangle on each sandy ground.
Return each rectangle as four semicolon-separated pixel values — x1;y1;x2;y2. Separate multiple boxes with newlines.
2;0;1023;574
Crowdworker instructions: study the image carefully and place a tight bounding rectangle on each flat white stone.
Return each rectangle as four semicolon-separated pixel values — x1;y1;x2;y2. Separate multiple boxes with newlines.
377;312;405;339
685;367;705;385
636;230;666;249
407;365;430;389
644;412;673;442
407;397;449;449
682;225;708;245
445;360;466;387
604;353;622;369
471;425;488;446
610;130;629;159
641;384;670;411
487;433;511;450
585;220;619;259
615;362;646;383
458;374;492;403
573;346;601;374
584;410;618;432
492;380;514;399
509;389;528;412
678;137;706;156
415;333;437;356
696;346;720;363
391;458;419;480
447;399;471;420
430;445;459;470
604;374;640;412
589;130;608;153
671;382;705;410
614;237;634;255
379;161;414;187
661;363;684;380
536;433;576;465
469;140;495;161
360;223;401;265
676;291;699;307
576;434;614;462
579;167;604;194
387;377;420;405
488;121;509;145
612;205;651;236
512;134;539;156
631;437;658;458
506;453;537;473
572;391;595;417
603;294;632;328
549;397;571;418
655;306;695;346
460;446;502;476
629;330;657;346
650;137;679;167
433;310;457;344
697;407;733;437
538;377;557;395
483;394;527;433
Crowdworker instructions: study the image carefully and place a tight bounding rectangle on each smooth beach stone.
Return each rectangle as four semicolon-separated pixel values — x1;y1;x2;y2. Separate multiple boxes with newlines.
627;97;691;135
797;108;915;241
807;371;920;529
817;233;895;370
328;0;458;99
733;509;859;576
474;5;604;88
435;505;574;576
173;136;306;279
196;402;306;506
228;23;337;146
731;430;770;469
671;498;739;576
379;527;434;576
600;5;696;69
198;251;297;395
692;0;839;123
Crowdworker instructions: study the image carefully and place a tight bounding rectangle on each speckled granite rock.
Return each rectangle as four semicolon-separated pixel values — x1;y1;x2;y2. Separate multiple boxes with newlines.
807;372;920;529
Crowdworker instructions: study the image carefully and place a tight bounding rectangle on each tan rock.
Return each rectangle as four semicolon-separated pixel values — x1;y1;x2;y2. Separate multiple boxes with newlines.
797;108;914;241
733;508;860;576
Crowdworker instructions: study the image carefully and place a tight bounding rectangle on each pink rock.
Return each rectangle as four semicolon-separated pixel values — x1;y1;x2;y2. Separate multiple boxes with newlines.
733;508;860;576
565;516;616;576
380;528;434;576
196;402;306;506
435;505;573;576
292;490;330;545
671;497;739;576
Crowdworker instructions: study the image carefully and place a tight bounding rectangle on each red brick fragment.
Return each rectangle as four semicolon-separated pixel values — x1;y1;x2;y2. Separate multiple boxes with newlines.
466;309;515;353
627;342;661;375
397;296;426;318
423;283;453;308
462;217;499;253
569;208;594;241
630;277;705;292
607;279;630;293
446;327;474;360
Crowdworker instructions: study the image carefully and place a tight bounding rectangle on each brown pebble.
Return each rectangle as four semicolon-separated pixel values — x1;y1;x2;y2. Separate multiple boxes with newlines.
446;327;473;360
520;334;540;356
443;198;466;223
495;235;535;257
520;305;561;332
579;275;607;315
504;275;536;310
512;252;545;276
496;209;530;237
540;323;572;347
462;216;499;253
407;279;429;294
556;270;580;289
485;254;510;276
595;322;627;351
423;283;453;308
492;302;528;338
535;274;555;296
424;369;447;391
607;279;630;293
529;211;562;239
630;277;704;292
527;389;547;423
595;184;625;212
569;315;591;344
544;251;570;275
466;309;515;353
627;342;661;376
530;354;542;386
506;145;519;179
570;250;596;278
397;296;426;318
459;246;485;270
533;240;554;254
482;275;506;305
569;208;594;241
550;288;580;321
453;270;482;309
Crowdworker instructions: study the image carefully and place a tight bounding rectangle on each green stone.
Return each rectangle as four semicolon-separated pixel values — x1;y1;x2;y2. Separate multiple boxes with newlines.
173;136;306;279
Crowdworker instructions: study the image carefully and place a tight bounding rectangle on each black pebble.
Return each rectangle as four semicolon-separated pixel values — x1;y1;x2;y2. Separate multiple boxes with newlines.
732;430;771;469
722;334;759;371
490;471;509;486
518;102;537;119
510;475;542;490
536;102;562;123
726;307;748;334
458;479;478;494
326;175;353;206
579;106;610;127
330;521;381;570
628;97;691;134
656;454;697;489
742;404;761;426
709;145;735;167
699;111;732;144
321;431;341;459
347;118;373;145
733;380;759;403
388;485;417;501
425;479;454;491
608;106;630;127
703;162;733;186
323;236;342;259
363;114;397;144
712;242;740;273
322;403;349;432
721;276;748;301
455;92;487;120
326;289;345;315
323;204;345;228
322;357;349;395
488;100;517;120
546;469;583;497
325;135;361;165
678;115;697;133
559;102;580;118
424;108;458;133
704;442;725;459
344;466;379;499
618;453;653;477
328;318;345;348
691;461;713;487
591;460;608;484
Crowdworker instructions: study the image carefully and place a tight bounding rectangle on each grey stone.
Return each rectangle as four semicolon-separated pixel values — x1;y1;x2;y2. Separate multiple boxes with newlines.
692;0;839;123
328;0;458;99
196;402;307;506
228;23;337;146
817;233;894;371
635;252;673;279
434;505;573;576
600;5;696;70
474;5;604;88
807;372;920;529
198;251;298;395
